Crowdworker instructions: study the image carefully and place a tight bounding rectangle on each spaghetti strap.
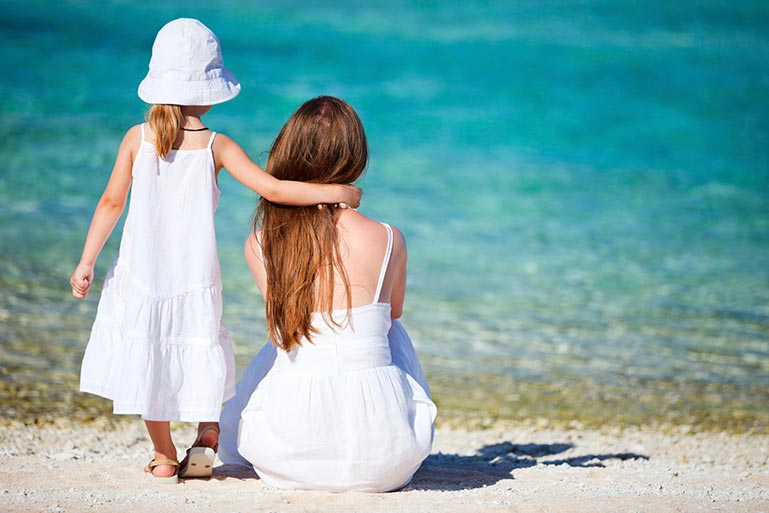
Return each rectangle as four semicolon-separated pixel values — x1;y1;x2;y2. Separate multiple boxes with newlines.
373;223;393;303
141;123;146;141
207;131;217;149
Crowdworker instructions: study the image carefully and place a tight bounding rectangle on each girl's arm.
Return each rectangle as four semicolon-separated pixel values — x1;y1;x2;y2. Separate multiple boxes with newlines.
70;126;138;299
213;134;362;207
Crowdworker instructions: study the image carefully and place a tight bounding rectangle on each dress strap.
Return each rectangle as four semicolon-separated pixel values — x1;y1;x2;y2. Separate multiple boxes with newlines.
373;223;394;303
207;131;217;149
141;123;146;141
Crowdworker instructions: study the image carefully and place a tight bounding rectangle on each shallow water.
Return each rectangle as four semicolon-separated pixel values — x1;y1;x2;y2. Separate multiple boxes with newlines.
1;0;768;429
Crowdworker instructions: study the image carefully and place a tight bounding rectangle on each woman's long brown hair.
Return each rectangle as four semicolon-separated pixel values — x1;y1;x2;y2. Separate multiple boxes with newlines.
146;104;183;158
255;96;368;351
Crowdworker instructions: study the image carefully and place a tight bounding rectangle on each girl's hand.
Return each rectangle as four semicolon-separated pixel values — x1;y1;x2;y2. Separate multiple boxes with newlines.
336;184;363;209
70;264;94;299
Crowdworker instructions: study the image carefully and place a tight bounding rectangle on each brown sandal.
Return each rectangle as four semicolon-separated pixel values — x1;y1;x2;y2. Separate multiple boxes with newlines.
146;458;179;484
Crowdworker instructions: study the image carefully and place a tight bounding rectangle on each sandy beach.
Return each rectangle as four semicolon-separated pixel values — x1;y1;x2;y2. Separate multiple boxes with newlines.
1;419;767;513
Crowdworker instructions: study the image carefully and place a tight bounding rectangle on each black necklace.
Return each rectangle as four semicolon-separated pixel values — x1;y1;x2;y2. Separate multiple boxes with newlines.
181;127;209;132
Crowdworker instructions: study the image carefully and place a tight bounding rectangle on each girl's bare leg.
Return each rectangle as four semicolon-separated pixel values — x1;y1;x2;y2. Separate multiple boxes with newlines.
178;421;219;476
195;421;219;448
144;420;178;477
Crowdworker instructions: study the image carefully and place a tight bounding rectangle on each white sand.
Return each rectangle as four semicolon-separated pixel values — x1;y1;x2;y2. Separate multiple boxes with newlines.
1;419;767;512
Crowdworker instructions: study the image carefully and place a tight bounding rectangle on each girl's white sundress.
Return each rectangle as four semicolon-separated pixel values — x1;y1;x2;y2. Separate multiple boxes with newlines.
219;224;437;492
79;124;236;422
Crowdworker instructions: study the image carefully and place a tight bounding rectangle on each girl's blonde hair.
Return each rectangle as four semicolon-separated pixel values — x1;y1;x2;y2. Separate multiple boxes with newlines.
255;96;368;351
146;104;183;158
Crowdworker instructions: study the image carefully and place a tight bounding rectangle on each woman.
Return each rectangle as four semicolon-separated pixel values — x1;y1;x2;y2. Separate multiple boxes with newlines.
218;96;436;492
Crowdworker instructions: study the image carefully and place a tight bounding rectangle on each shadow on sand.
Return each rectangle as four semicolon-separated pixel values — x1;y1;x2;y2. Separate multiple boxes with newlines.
406;441;649;491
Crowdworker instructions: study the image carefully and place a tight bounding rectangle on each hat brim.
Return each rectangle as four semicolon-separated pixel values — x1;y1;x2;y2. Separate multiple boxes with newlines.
138;68;241;106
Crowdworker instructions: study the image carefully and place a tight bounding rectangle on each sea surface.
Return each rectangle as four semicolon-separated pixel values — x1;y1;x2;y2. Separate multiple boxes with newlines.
1;0;768;429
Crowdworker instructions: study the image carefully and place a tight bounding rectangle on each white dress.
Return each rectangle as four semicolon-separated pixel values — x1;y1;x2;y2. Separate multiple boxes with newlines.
219;224;437;492
79;124;236;422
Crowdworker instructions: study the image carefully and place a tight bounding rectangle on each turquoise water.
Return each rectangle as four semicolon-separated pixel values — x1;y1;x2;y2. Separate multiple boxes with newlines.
1;1;768;422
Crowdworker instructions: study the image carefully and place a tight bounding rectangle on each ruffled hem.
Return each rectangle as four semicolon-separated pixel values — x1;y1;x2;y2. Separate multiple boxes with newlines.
79;262;236;422
80;381;236;422
80;321;236;422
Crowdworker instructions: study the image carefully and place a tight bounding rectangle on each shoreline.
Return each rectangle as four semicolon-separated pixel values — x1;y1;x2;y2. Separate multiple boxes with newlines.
1;418;767;512
3;371;768;436
3;280;767;436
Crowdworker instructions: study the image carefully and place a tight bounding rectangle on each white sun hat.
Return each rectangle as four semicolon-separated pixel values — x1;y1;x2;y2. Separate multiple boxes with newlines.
138;18;241;106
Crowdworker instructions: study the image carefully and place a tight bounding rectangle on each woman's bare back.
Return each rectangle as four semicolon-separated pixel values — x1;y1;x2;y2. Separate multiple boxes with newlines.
245;208;407;320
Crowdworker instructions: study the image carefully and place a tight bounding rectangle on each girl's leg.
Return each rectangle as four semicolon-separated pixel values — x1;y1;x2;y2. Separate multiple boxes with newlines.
144;420;178;477
195;421;219;448
178;421;219;478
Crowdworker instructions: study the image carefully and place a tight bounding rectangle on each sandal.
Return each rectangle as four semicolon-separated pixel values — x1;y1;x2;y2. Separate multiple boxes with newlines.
179;425;219;478
146;458;180;485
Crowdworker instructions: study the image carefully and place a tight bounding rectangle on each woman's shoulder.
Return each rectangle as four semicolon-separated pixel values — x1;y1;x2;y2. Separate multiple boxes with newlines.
338;210;405;248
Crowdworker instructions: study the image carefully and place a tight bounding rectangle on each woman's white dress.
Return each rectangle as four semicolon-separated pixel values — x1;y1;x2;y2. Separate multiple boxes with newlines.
79;125;236;422
219;224;437;492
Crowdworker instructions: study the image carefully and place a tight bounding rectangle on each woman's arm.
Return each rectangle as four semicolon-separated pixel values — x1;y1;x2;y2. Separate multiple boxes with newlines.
389;227;408;319
245;232;268;297
70;126;138;298
214;135;362;207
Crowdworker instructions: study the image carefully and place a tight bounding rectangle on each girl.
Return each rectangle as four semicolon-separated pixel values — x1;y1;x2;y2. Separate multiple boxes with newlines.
218;96;436;492
69;19;360;484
